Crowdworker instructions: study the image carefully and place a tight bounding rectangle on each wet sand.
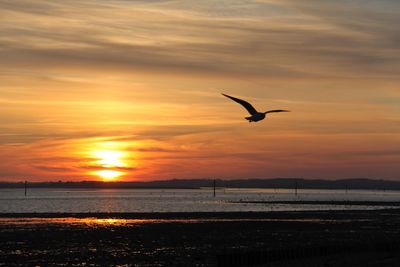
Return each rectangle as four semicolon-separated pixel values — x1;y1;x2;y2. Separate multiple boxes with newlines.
1;209;400;266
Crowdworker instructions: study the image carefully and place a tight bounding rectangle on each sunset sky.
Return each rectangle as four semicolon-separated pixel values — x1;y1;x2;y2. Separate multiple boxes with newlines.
1;0;400;181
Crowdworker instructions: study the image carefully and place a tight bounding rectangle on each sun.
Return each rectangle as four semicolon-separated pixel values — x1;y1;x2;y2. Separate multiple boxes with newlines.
94;150;125;168
95;170;123;181
90;147;129;181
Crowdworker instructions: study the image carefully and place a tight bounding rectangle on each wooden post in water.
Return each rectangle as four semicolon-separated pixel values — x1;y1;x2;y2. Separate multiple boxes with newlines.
294;181;298;197
24;181;27;196
213;179;216;198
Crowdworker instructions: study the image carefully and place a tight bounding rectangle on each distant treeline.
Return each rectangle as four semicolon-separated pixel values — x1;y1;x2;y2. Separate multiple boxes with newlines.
0;178;398;190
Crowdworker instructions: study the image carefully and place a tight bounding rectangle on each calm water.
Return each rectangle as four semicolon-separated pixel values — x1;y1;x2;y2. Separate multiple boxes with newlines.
0;188;399;213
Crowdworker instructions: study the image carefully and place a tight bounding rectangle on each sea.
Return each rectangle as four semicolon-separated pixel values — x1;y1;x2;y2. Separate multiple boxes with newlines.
1;188;400;213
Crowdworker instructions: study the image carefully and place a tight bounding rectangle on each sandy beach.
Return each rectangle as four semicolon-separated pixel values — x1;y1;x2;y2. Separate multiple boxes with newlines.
1;209;400;266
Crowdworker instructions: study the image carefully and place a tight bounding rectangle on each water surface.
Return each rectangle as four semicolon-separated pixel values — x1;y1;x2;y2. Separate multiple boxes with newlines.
1;188;399;213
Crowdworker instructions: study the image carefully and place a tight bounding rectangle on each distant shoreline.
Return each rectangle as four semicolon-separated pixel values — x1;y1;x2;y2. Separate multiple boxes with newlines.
1;178;399;190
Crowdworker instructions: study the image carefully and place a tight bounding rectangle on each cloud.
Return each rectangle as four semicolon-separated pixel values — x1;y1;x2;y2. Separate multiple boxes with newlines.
32;165;75;173
1;0;399;79
135;147;185;153
78;165;138;172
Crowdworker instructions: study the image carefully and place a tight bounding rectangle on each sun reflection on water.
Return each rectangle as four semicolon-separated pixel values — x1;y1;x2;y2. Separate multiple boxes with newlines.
0;218;148;227
0;217;330;227
82;218;135;226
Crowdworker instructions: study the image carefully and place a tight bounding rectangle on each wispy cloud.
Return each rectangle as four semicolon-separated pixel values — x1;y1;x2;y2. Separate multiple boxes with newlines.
2;0;399;79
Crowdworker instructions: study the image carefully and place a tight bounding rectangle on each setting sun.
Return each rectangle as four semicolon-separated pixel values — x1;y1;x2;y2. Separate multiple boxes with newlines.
94;150;125;168
88;143;131;181
95;170;123;181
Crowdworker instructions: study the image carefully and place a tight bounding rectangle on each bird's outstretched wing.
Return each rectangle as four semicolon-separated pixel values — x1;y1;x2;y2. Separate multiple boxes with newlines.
222;93;258;115
265;109;290;113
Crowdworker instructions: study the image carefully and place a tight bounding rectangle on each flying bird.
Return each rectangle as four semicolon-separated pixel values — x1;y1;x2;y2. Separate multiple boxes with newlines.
222;93;290;122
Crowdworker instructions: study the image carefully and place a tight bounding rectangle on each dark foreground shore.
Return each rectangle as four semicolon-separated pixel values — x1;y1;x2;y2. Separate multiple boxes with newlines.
1;209;400;266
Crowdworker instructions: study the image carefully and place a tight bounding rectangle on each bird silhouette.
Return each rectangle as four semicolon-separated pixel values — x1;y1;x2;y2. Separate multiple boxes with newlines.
222;93;290;122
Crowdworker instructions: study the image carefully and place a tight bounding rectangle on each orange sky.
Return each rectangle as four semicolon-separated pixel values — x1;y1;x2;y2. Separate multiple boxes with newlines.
1;0;400;181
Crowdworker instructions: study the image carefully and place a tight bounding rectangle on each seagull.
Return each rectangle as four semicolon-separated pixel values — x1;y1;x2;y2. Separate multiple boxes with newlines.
222;93;290;123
